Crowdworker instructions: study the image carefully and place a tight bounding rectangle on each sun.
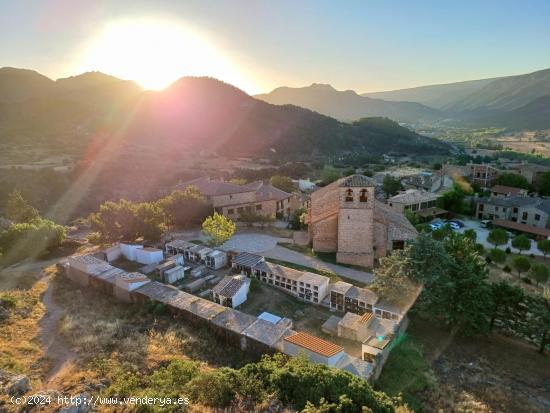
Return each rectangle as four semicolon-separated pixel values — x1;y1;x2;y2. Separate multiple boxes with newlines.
76;18;252;91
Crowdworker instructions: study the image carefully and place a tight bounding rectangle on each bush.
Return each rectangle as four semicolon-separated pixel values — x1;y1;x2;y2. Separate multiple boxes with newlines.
0;218;66;263
485;256;492;264
522;277;532;284
87;231;102;245
152;303;168;316
0;294;17;309
505;247;511;254
475;243;485;254
503;265;511;273
249;277;261;292
489;248;506;264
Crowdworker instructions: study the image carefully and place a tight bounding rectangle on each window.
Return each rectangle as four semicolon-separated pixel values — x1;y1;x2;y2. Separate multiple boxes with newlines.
256;204;262;211
522;212;528;220
495;207;499;212
513;207;518;213
229;195;233;199
359;189;368;202
479;204;484;211
237;207;244;213
411;204;419;211
535;214;541;221
228;209;234;214
345;189;353;202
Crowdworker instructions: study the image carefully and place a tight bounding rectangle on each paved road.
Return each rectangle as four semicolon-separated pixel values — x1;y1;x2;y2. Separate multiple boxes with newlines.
177;230;374;284
262;245;374;284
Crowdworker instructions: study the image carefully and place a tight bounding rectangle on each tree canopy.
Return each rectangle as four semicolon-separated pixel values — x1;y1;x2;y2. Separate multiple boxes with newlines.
408;234;492;335
511;255;531;277
537;239;550;258
511;234;531;254
382;175;402;198
487;228;508;248
495;172;531;190
5;190;39;223
202;213;236;247
269;175;295;193
158;187;211;229
89;199;166;243
529;263;549;286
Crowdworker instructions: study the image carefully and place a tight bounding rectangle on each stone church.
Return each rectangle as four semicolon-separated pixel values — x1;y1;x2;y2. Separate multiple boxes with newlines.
307;175;417;267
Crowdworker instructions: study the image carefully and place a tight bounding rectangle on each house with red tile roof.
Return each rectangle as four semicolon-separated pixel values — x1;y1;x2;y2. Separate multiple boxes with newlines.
175;176;296;219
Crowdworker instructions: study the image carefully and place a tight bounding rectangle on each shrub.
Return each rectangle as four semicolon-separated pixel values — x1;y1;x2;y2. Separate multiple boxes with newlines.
152;303;168;316
0;294;17;309
489;248;506;264
249;277;261;292
485;256;492;264
503;265;511;273
522;277;532;284
475;243;485;254
505;247;511;254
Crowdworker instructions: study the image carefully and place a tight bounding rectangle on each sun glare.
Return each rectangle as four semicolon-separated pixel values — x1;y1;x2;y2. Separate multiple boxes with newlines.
77;18;252;91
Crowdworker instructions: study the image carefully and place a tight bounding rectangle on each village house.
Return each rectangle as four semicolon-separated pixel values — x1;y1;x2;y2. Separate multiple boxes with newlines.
468;163;500;188
387;189;440;213
307;174;417;267
212;275;251;308
511;163;550;185
175;176;296;219
476;195;550;238
490;185;528;198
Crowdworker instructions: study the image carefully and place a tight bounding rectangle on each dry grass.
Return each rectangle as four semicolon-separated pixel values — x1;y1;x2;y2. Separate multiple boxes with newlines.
52;273;256;371
404;317;549;413
0;274;47;381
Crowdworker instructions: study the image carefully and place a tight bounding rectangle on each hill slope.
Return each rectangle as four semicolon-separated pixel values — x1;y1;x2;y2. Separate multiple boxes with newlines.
0;67;55;103
362;77;498;110
363;68;550;113
0;69;450;158
446;68;550;112
255;83;442;122
462;95;550;129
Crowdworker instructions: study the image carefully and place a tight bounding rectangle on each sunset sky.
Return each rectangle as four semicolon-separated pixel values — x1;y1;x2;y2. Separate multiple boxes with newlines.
1;0;549;93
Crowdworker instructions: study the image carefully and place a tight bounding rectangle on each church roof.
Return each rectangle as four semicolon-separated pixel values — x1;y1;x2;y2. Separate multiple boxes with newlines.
339;174;375;187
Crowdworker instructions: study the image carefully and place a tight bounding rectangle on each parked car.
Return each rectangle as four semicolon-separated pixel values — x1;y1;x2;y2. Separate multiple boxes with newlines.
449;222;460;230
480;219;492;228
429;222;443;230
448;219;465;228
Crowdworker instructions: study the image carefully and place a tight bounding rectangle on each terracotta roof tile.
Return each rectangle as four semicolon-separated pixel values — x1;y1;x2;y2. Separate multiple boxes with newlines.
284;331;344;357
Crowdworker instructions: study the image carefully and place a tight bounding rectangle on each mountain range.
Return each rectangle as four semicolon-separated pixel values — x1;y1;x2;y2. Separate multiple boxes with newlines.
0;67;448;159
257;68;550;129
255;83;441;122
